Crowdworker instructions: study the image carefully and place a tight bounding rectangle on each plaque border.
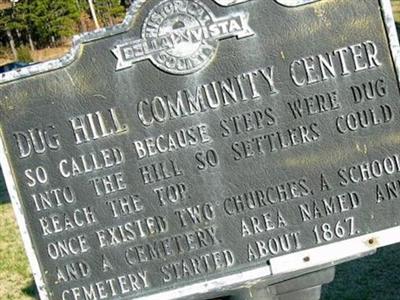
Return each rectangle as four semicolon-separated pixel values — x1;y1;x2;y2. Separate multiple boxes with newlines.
0;1;399;299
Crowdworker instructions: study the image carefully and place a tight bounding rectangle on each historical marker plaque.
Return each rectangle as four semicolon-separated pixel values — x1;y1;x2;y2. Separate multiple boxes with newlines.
1;0;400;299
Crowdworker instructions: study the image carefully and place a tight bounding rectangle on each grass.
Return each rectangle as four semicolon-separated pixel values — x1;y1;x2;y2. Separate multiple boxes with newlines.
0;204;37;300
393;0;400;22
322;246;400;300
0;45;71;67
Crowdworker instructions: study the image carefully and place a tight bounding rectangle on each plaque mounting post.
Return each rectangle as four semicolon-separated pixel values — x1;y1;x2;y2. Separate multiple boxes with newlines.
229;268;335;300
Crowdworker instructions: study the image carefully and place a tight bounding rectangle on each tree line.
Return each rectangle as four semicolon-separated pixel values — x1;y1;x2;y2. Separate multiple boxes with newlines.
0;0;132;61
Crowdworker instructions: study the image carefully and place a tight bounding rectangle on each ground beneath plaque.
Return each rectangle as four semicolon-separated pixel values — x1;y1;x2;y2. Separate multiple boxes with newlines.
0;204;37;300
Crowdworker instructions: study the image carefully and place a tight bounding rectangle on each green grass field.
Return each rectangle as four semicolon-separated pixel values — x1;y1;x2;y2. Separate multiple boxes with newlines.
322;247;400;300
0;203;37;300
393;0;400;23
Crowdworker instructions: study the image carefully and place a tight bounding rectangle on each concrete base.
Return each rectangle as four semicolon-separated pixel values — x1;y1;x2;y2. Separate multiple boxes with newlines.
229;267;335;300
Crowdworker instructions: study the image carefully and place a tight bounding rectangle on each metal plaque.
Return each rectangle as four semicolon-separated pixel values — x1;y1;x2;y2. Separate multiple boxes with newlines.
1;0;400;299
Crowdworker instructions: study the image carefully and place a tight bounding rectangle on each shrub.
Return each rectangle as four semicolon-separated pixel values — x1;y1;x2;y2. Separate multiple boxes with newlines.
17;46;33;63
0;46;8;58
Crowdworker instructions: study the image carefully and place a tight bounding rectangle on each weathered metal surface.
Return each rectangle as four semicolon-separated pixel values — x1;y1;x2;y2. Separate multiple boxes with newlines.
0;1;400;300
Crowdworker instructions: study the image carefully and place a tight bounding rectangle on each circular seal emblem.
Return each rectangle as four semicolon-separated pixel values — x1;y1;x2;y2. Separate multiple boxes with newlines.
142;0;219;75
